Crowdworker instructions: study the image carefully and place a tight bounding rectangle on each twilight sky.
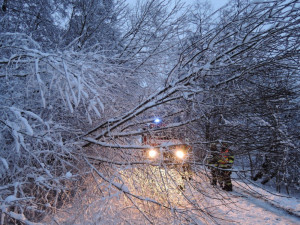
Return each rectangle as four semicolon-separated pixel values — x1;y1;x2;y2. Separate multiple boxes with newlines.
126;0;229;11
210;0;229;10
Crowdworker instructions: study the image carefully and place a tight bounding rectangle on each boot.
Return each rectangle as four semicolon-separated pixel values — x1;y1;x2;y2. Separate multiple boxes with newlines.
210;180;217;186
223;185;232;191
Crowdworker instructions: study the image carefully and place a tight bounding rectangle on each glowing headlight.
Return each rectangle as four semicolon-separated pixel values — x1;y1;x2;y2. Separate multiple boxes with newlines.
175;150;185;159
148;149;158;158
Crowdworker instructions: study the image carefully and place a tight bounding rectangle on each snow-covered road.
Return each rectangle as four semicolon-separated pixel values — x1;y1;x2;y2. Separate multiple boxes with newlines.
46;168;300;225
184;170;300;225
209;184;300;225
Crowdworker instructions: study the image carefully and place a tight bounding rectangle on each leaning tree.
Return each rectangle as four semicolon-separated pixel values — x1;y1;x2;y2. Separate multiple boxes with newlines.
0;0;299;224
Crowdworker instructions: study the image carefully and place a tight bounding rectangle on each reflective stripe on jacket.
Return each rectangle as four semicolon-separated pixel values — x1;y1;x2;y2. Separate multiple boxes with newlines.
218;149;234;168
208;154;219;167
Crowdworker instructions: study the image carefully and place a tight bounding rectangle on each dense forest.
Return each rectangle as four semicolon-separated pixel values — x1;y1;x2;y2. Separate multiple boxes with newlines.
0;0;299;224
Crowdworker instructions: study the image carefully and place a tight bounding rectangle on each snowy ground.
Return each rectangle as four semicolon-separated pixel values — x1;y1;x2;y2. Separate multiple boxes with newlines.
199;181;300;225
183;167;300;225
45;167;300;225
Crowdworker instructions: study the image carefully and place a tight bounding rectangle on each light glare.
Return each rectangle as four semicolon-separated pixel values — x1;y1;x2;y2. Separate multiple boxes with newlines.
148;149;158;158
175;150;185;159
154;118;161;123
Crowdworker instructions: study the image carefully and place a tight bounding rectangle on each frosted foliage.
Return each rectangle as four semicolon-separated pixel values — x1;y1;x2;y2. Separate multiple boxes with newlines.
0;0;299;224
0;32;143;224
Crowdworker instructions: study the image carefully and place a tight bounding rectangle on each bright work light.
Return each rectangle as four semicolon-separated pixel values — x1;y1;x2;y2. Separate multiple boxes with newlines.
175;150;185;159
148;149;158;158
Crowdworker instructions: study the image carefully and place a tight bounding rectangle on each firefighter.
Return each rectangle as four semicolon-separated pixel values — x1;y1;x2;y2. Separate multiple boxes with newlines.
252;154;278;185
218;143;234;191
208;143;220;186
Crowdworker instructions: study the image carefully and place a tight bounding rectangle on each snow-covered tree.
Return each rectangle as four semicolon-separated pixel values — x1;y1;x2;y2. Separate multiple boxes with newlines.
0;0;299;224
80;0;299;222
0;0;190;223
